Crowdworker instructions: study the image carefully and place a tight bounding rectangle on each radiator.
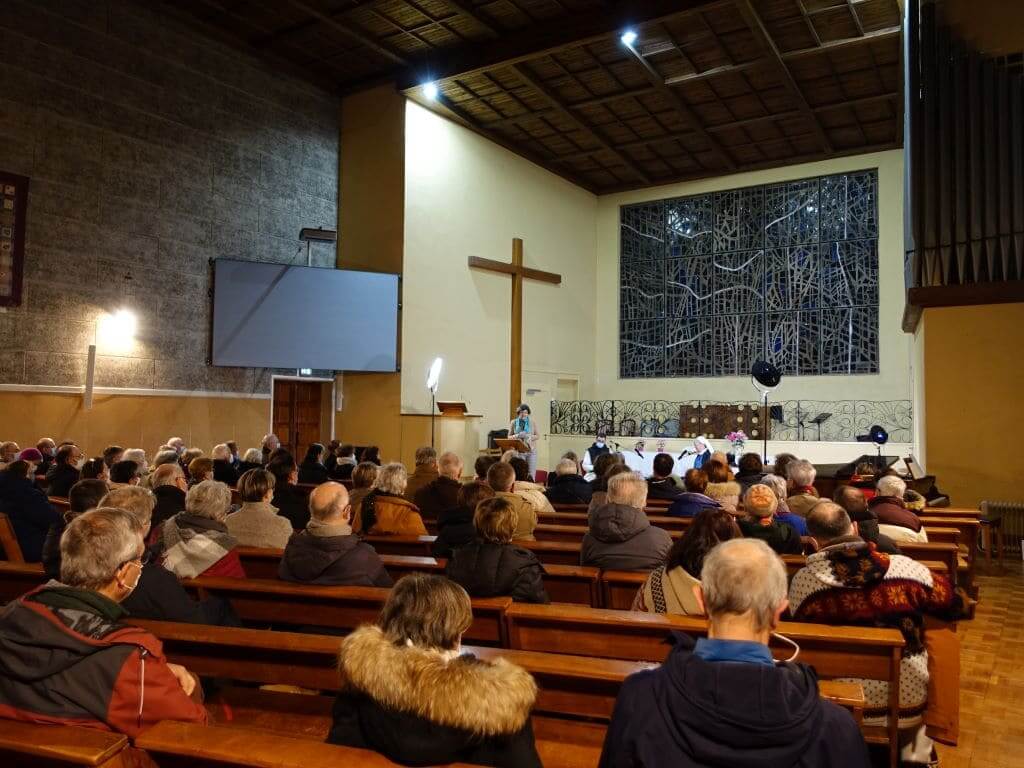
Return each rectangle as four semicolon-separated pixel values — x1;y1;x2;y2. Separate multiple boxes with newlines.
981;501;1024;554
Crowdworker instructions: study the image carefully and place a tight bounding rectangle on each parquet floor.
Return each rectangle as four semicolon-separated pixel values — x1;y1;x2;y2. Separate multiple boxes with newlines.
936;560;1024;768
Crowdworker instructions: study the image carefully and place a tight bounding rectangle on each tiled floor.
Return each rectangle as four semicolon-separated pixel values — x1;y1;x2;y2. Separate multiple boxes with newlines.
936;560;1024;768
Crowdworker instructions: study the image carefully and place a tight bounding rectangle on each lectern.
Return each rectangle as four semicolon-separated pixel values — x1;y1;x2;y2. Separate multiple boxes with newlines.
494;438;531;454
436;401;469;417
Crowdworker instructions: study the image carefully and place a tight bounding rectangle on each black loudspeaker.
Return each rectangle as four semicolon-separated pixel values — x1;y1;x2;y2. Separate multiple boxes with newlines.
751;360;782;389
487;429;509;450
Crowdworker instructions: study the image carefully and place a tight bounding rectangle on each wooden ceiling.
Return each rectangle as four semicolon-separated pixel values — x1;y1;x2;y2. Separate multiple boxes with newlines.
165;0;904;193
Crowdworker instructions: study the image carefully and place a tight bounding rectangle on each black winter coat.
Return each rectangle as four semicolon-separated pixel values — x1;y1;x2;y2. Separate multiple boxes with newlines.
279;530;392;587
738;518;804;555
646;478;683;500
273;484;310;530
0;471;60;562
298;461;329;486
445;540;549;604
152;485;187;531
212;460;239;487
431;505;476;559
545;473;594;504
598;633;870;768
45;463;80;498
122;557;241;627
414;476;463;519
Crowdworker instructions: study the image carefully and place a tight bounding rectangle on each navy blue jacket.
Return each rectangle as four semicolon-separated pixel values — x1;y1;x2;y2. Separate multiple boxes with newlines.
666;492;721;518
0;471;61;562
598;633;870;768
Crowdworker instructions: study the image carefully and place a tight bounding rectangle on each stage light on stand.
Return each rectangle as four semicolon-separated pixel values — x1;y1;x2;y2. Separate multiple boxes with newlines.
620;30;638;47
750;360;781;462
856;424;889;472
426;357;443;447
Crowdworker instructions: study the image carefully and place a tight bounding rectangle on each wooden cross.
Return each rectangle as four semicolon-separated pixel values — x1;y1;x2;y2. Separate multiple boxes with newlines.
468;238;561;417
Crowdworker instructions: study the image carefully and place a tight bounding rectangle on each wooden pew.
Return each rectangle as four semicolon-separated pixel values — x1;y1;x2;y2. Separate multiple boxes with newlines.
543;509;693;533
920;516;980;558
0;560;44;602
0;513;25;562
0;720;133;767
504;602;902;762
185;576;510;645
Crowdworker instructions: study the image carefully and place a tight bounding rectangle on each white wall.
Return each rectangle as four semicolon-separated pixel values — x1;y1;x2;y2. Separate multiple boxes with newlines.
402;102;598;440
594;150;911;406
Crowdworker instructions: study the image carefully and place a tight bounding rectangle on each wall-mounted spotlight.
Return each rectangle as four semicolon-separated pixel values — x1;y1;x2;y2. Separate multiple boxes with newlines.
423;81;439;101
620;30;638;47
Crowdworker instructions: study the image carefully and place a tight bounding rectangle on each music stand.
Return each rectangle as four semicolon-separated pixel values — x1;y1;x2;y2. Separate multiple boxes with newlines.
808;412;832;441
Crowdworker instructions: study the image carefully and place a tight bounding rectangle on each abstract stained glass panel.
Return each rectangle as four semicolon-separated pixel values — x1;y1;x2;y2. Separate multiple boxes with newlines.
620;170;879;378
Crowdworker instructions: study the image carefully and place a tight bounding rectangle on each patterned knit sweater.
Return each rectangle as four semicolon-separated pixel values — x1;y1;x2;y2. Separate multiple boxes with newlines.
788;537;964;725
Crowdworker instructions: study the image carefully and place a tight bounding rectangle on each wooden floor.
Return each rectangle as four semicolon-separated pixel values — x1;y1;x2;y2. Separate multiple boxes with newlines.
937;560;1024;768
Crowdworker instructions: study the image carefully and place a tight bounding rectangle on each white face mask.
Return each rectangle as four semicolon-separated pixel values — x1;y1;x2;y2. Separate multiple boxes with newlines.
771;631;800;664
119;560;143;596
74;457;86;470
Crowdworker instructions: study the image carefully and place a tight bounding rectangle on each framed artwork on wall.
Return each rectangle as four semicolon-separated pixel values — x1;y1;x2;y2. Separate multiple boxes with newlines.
0;171;28;308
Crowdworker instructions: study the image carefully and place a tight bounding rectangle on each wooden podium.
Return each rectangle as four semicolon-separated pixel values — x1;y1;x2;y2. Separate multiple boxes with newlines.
495;438;531;454
432;401;482;468
436;401;469;417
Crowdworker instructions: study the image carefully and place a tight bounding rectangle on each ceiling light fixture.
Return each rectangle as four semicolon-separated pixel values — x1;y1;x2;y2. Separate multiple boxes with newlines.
620;30;638;47
423;81;439;101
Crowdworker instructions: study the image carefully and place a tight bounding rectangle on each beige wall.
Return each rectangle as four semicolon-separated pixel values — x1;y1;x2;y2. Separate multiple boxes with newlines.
401;102;598;445
921;303;1024;508
0;390;269;458
594;149;911;405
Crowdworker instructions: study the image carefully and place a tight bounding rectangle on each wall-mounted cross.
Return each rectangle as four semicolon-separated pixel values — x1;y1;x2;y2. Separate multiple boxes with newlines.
468;238;561;418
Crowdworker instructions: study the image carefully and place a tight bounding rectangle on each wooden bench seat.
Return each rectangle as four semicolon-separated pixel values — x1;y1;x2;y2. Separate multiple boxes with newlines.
0;719;130;766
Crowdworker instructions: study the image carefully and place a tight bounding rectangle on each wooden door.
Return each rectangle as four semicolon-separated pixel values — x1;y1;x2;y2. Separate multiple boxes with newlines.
272;381;323;458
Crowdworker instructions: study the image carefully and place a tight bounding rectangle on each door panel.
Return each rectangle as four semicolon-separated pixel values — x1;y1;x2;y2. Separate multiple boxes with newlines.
272;381;324;458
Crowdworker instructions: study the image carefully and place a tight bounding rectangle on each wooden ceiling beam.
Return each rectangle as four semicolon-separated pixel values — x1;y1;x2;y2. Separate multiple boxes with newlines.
782;25;900;59
509;63;652;184
276;0;410;66
394;0;733;91
735;0;834;154
443;0;501;37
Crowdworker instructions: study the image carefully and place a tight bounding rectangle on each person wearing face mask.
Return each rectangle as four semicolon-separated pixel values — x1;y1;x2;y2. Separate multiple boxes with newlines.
45;443;83;498
0;507;209;737
598;538;870;768
581;429;612;480
509;404;540;479
35;438;57;477
0;452;61;562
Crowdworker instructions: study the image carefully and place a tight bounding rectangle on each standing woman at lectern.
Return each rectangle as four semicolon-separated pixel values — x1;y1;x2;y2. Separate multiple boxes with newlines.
510;404;540;478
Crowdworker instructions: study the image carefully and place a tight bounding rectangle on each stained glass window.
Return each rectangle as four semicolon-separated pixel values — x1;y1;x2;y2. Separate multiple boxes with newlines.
620;170;879;378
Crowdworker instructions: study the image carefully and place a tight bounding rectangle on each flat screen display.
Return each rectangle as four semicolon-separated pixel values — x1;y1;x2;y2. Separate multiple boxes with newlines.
211;259;399;371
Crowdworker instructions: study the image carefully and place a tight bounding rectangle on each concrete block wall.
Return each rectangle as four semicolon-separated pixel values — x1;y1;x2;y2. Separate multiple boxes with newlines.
0;0;338;394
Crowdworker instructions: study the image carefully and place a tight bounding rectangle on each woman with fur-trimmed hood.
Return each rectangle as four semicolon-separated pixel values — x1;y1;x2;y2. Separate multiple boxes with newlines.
328;573;541;767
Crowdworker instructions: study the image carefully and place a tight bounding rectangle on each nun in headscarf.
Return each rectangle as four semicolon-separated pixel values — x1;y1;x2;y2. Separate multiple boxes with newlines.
691;436;712;469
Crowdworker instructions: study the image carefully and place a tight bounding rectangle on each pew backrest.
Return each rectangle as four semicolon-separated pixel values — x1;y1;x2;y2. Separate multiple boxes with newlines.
0;719;129;766
0;513;25;563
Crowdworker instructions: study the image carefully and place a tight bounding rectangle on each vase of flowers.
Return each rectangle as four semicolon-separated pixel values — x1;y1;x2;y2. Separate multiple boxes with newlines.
726;430;747;454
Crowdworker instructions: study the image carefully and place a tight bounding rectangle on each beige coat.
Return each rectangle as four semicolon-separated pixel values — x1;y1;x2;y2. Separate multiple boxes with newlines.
632;565;704;615
706;481;741;513
512;480;555;516
225;501;293;549
496;491;538;540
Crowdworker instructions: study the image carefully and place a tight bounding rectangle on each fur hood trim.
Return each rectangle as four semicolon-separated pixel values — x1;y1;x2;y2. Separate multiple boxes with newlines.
705;481;741;499
338;625;536;735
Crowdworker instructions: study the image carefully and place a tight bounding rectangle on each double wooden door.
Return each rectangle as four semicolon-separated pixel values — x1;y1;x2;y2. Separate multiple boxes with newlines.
272;380;323;459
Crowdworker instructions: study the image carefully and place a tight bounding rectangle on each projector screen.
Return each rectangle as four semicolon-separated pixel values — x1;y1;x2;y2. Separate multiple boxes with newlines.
211;259;399;371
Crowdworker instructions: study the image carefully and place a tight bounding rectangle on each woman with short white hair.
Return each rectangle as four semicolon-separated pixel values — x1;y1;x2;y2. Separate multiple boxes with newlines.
869;473;928;542
160;480;246;579
122;448;148;473
211;443;239;486
784;459;820;516
353;463;428;536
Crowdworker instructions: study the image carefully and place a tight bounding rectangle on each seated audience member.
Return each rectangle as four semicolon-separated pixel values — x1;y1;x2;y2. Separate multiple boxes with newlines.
187;456;213;486
588;463;631;516
347;461;378;516
100;486;239;627
582;471;672;571
446;497;549;604
329;574;541;767
353;463;428;536
42;479;109;578
791;502;967;766
904;488;927;512
633;509;741;614
734;452;766;494
600;538;869;768
0;457;60;562
646;453;684;500
167;437;186;456
666;468;721;518
180;448;203;473
211;443;240;486
508;456;555;515
545;458;594;504
330;444;358;480
226;468;292;548
770;451;797;480
760;473;809;536
415;451;464;518
161;480;246;579
588;453;623;497
151;463;189;532
703;460;740;513
152;449;181;473
226;441;240;468
848;461;879;499
0;508;209;737
237;448;263;475
46;443;82;497
785;459;820;516
268;456;309;531
79;457;108;481
433;481;493;559
109;459;142;487
102;445;124;469
0;440;20;470
404;446;440;502
486;461;538;540
323;440;339;473
280;482;392;587
35;438;57;476
122;448;149;479
737;484;803;555
833;485;899;554
474;453;499;482
869;475;927;542
360;445;382;466
298;443;330;485
261;433;281;464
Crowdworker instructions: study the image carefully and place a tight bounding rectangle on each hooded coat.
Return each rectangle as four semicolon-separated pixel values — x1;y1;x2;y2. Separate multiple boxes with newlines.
0;470;60;562
445;540;549;604
545;473;594;505
597;633;870;768
328;625;541;768
353;492;428;536
0;584;208;738
431;505;476;559
666;492;721;518
414;476;463;519
581;503;672;571
279;528;393;587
